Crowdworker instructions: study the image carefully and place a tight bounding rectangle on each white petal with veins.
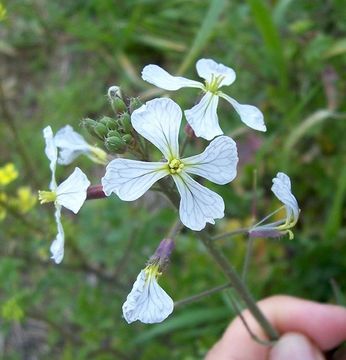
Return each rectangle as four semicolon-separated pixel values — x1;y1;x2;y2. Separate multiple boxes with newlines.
173;172;225;231
56;167;90;214
43;126;58;190
142;64;202;91
220;93;266;132
102;159;168;201
271;172;299;223
185;92;222;141
131;98;182;159
122;270;174;324
183;136;238;184
54;125;91;165
50;206;65;264
196;59;236;87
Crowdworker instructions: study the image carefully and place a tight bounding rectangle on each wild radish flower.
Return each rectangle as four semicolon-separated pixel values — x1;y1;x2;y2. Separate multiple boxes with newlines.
142;59;266;140
123;239;174;324
39;126;90;263
102;98;238;231
54;125;107;165
249;172;299;240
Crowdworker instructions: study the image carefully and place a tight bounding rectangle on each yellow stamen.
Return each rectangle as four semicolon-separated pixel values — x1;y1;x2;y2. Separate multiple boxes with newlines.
89;146;108;165
144;264;161;281
168;158;184;175
38;190;57;204
205;74;225;94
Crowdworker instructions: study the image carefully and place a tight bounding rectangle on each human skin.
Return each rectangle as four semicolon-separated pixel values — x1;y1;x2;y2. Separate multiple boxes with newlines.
205;296;346;360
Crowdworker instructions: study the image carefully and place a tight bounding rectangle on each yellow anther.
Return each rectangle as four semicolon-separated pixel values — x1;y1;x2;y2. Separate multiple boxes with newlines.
168;158;184;175
38;190;57;204
205;74;225;94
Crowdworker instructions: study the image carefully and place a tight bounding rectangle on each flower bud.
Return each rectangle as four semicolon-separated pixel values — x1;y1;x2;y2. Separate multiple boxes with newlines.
105;136;126;153
94;123;108;139
108;129;121;138
82;118;98;133
129;97;143;114
112;98;127;114
122;134;133;145
99;116;118;130
119;113;132;133
107;85;121;99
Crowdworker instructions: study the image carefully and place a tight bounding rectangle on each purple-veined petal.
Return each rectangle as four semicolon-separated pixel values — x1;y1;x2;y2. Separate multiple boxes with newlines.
102;159;168;201
220;93;266;132
122;270;174;324
183;136;238;185
131;98;181;159
50;205;65;264
172;172;224;231
142;64;202;91
43;126;58;190
184;92;222;141
54;125;90;165
196;59;236;87
56;167;90;214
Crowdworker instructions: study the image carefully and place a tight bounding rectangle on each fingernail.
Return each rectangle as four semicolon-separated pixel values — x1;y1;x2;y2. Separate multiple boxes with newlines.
269;333;325;360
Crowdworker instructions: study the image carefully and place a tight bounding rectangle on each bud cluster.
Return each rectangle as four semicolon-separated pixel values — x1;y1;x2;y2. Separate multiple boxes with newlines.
81;87;143;155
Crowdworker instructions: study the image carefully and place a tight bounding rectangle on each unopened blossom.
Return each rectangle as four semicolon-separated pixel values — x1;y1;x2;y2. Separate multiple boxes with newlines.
54;125;107;165
123;239;174;324
142;58;266;140
102;98;239;231
39;126;90;263
249;172;299;239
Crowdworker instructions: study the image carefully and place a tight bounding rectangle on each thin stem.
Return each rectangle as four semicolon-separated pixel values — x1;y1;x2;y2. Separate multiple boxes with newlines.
212;227;249;241
227;292;276;346
242;236;254;282
198;231;279;341
174;283;231;308
167;218;183;239
251;206;285;228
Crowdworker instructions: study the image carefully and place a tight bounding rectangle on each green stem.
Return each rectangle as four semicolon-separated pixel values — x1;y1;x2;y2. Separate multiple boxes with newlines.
158;182;279;341
175;283;231;308
212;228;249;241
198;231;279;341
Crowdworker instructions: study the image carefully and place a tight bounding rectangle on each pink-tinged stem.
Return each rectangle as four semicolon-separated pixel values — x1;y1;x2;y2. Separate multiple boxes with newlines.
87;185;106;200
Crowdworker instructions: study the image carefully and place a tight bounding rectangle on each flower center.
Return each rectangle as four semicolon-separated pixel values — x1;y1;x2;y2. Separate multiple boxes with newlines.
38;190;57;204
168;158;184;174
144;264;161;281
205;74;225;94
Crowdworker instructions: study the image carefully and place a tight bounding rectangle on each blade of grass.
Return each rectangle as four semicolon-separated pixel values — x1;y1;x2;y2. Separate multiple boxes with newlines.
177;0;226;75
246;0;288;95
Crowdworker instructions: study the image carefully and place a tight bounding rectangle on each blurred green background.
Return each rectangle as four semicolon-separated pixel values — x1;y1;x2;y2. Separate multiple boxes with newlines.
1;0;346;359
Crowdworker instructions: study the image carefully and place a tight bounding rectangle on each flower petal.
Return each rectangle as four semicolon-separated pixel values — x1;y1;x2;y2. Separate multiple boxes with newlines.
183;136;238;184
196;59;236;87
50;205;65;264
220;93;266;132
43;126;58;190
172;172;224;231
271;172;299;223
54;125;90;165
56;167;90;214
184;92;222;141
131;98;182;159
102;159;168;201
122;270;174;324
142;64;202;91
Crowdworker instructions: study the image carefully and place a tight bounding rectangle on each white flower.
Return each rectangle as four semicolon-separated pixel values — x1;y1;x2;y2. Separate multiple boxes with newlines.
142;58;266;140
122;266;174;324
249;172;300;239
39;126;90;263
54;125;107;165
102;98;238;231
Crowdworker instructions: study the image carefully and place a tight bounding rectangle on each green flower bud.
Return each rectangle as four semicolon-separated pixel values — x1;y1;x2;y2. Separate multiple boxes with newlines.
94;123;108;139
122;134;133;145
108;129;121;138
119;113;132;133
105;136;126;153
99;116;117;130
82;118;98;132
112;97;127;114
129;97;143;114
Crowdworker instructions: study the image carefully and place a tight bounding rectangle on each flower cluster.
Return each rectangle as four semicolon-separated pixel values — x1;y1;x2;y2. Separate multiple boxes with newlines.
39;58;300;324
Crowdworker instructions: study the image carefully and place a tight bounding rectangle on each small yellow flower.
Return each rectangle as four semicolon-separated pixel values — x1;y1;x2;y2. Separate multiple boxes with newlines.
15;186;37;213
0;163;18;186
